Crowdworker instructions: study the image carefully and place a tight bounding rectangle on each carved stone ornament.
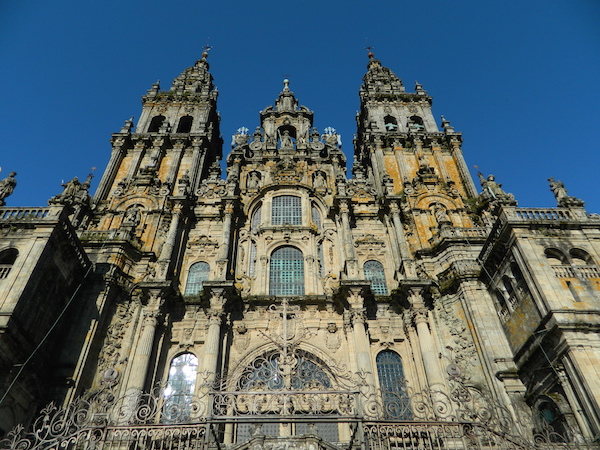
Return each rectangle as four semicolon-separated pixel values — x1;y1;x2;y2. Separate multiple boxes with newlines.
321;322;340;351
271;156;303;184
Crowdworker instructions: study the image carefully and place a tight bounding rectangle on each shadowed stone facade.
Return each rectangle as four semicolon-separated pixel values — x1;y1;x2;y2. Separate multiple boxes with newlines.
1;52;599;449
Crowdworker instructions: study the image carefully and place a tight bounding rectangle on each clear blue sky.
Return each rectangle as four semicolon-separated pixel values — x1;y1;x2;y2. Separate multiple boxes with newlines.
1;1;599;212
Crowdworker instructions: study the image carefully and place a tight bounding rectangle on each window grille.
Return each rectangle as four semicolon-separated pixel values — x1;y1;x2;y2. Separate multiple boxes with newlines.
311;205;321;229
376;350;411;419
272;196;302;226
162;353;198;423
184;262;210;296
0;248;18;280
269;246;304;296
364;260;388;295
251;204;262;230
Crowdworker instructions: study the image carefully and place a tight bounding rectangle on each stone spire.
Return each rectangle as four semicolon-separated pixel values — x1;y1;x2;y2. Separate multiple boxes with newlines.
360;52;405;99
274;78;299;112
168;50;215;97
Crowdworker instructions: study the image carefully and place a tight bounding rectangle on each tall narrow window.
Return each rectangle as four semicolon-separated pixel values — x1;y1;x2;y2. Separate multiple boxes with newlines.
184;262;210;296
176;115;193;133
270;246;304;295
317;243;325;278
162;353;198;423
0;248;18;280
272;196;302;226
364;260;388;295
251;204;262;231
311;204;321;230
376;350;411;419
148;115;166;132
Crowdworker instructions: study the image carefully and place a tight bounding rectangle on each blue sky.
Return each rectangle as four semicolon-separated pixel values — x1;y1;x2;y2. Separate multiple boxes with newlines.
1;0;599;212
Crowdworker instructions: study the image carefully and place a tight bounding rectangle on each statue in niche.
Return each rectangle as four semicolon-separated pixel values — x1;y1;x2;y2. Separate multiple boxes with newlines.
279;130;294;150
433;203;452;227
123;205;141;227
0;171;17;206
247;171;261;189
313;170;326;189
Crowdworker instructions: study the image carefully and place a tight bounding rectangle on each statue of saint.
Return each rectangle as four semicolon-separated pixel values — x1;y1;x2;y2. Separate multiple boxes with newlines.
247;171;261;189
433;203;452;226
124;205;141;226
0;171;17;206
548;177;568;203
313;171;326;189
280;130;293;149
61;177;81;200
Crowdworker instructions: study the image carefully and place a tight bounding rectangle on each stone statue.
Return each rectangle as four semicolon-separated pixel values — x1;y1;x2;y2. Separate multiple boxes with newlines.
433;203;452;226
548;177;568;203
61;177;81;200
247;171;261;189
0;171;17;206
280;130;293;150
313;171;326;189
477;171;515;204
124;205;141;227
548;177;584;207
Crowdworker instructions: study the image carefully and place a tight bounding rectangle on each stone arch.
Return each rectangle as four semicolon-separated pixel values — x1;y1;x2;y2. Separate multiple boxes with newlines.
176;115;193;133
569;248;593;266
148;115;166;132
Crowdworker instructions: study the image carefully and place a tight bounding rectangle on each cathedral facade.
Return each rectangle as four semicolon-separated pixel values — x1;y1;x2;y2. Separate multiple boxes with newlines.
1;53;600;449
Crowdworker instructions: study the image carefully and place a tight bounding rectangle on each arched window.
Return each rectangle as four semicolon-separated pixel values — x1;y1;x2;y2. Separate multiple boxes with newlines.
536;399;568;442
311;204;321;229
148;115;166;132
184;262;210;296
272;195;302;226
270;246;304;295
0;248;18;280
251;204;262;230
176;115;193;133
545;248;568;265
384;115;398;131
570;248;592;266
376;350;411;419
162;353;198;423
364;260;388;295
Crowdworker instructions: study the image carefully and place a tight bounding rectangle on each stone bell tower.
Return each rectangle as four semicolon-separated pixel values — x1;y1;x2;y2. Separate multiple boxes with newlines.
355;53;479;256
71;51;223;400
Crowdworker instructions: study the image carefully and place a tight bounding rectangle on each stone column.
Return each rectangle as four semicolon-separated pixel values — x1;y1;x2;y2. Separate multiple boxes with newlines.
199;286;227;418
166;140;186;186
339;200;358;277
217;200;234;279
344;284;377;417
156;206;182;278
126;312;158;394
390;202;416;277
125;139;147;182
122;292;163;421
409;289;445;390
95;138;126;201
449;138;478;198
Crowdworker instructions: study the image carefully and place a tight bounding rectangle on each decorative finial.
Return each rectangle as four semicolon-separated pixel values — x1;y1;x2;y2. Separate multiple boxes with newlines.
202;42;212;59
283;78;290;91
